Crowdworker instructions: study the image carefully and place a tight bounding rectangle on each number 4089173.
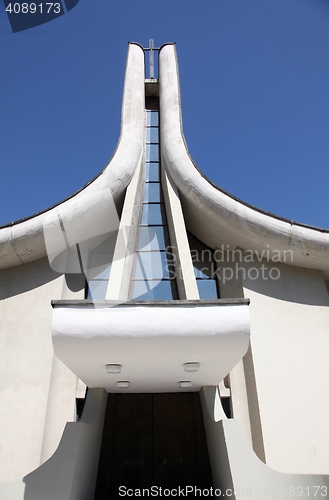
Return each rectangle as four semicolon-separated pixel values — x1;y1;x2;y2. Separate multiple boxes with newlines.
5;3;62;14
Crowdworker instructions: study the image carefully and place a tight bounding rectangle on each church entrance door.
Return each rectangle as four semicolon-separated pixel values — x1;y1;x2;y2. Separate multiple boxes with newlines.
94;392;213;499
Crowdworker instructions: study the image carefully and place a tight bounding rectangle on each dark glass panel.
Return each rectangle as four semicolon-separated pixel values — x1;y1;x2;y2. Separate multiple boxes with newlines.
146;144;159;162
138;226;167;251
132;280;174;300
196;280;218;299
194;266;210;280
145;163;159;182
135;251;170;279
143;183;161;203
192;253;214;279
146;127;159;144
87;254;112;280
141;204;164;226
146;111;158;127
84;233;117;280
87;280;108;300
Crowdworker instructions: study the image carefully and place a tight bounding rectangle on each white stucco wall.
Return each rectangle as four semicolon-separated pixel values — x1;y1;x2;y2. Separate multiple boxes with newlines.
0;258;77;481
0;388;107;500
242;261;329;474
201;411;329;500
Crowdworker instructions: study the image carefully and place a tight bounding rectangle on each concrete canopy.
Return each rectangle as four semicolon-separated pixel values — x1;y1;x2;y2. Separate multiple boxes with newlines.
51;300;250;393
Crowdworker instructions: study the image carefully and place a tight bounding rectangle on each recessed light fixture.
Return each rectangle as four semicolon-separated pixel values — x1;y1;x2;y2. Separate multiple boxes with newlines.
116;381;130;389
183;362;200;373
179;381;192;388
105;364;122;374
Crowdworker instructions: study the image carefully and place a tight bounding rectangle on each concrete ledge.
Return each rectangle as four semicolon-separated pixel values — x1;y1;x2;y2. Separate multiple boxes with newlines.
51;298;250;308
51;302;250;393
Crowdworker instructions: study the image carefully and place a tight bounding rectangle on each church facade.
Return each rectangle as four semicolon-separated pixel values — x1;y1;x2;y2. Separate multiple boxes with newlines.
1;42;329;499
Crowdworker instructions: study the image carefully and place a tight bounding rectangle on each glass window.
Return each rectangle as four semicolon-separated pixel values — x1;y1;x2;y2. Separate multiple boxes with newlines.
188;231;220;299
129;109;177;302
138;226;167;251
196;280;218;299
145;163;159;182
135;251;171;279
194;265;210;280
87;280;108;300
192;255;213;279
132;280;174;300
146;111;158;127
141;204;163;225
146;144;159;162
84;233;117;299
146;127;159;144
87;254;112;280
143;183;161;203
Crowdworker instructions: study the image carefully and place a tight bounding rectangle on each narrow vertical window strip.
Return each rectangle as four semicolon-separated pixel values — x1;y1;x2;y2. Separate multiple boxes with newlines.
130;109;177;300
188;232;220;299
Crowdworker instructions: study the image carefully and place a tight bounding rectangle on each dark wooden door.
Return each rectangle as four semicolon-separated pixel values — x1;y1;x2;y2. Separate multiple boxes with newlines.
94;393;213;499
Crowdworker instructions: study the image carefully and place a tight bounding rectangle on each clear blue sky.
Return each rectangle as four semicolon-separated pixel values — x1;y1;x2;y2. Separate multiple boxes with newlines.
1;0;329;228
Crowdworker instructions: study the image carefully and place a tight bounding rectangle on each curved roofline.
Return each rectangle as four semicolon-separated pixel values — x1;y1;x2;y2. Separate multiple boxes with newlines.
159;42;176;53
159;44;329;276
188;145;329;234
0;43;145;270
165;45;328;234
0;44;183;232
0;167;105;230
0;42;145;232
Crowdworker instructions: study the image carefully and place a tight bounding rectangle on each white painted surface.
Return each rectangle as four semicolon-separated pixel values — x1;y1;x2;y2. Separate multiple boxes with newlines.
106;157;143;300
52;303;250;392
39;354;77;465
202;385;227;422
243;262;329;474
229;360;253;445
0;389;107;500
159;44;329;278
162;168;199;299
201;413;329;499
0;259;63;481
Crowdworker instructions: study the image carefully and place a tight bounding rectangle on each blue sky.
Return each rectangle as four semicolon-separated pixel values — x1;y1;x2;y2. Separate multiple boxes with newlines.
0;0;329;228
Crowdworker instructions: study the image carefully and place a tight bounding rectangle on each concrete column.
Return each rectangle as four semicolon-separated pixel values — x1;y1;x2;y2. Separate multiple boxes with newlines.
106;158;143;300
161;168;199;300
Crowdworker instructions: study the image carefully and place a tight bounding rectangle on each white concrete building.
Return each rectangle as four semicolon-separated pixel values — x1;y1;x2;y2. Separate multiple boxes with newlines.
1;42;329;499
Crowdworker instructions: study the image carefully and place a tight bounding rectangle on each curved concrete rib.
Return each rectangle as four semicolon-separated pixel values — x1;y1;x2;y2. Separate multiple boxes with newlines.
0;43;145;270
159;44;329;278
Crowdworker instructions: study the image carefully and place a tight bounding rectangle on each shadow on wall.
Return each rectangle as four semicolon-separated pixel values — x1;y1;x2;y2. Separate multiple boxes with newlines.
240;261;329;306
0;257;85;299
22;388;106;500
0;389;107;500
